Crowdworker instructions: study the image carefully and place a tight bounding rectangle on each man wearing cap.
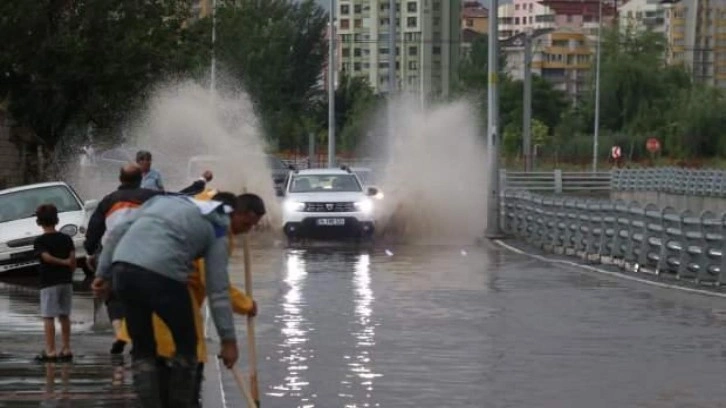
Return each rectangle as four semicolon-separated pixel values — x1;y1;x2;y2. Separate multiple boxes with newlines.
92;192;266;408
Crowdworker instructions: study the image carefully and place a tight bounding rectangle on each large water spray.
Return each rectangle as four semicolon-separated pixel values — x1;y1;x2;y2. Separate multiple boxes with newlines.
366;96;489;244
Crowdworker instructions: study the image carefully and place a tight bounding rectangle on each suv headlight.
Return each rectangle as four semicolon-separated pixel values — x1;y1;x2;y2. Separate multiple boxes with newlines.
284;200;305;212
354;199;373;214
60;224;78;237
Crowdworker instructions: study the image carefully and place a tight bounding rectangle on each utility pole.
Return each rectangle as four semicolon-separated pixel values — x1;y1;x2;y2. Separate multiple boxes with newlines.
388;0;397;140
592;0;603;172
328;0;336;168
522;31;533;172
210;0;217;101
485;0;502;238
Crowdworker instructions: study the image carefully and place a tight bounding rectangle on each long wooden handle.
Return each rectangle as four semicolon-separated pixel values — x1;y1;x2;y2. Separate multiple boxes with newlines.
242;232;260;406
231;366;258;408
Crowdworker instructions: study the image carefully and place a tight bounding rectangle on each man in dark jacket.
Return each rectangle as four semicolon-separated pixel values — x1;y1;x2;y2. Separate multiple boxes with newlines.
84;163;213;354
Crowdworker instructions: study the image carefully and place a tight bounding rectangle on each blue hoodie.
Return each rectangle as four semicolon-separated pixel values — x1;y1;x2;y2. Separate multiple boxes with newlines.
96;194;236;341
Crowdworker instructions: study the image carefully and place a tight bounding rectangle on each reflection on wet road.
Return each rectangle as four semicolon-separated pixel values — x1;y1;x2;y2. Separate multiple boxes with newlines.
3;243;726;407
239;244;726;408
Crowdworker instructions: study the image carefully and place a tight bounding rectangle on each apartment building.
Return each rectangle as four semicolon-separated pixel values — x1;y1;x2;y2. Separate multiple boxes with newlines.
502;29;594;103
498;0;556;39
663;0;726;87
619;0;667;33
335;0;462;99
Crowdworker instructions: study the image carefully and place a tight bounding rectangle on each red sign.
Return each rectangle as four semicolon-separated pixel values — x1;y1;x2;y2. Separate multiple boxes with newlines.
611;145;622;159
646;138;661;153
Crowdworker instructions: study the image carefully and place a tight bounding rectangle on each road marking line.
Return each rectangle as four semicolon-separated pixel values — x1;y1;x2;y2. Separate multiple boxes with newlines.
493;239;726;299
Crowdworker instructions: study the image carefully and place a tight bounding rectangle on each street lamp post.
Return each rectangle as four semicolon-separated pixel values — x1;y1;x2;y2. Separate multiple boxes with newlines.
523;30;533;172
485;0;502;238
328;0;336;168
592;0;603;172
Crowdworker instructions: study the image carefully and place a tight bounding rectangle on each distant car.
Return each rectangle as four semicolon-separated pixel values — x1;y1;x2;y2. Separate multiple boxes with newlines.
0;182;98;277
186;154;289;191
280;167;380;241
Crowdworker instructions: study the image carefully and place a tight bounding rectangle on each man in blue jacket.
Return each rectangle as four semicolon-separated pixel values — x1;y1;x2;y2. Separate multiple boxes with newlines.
92;192;265;408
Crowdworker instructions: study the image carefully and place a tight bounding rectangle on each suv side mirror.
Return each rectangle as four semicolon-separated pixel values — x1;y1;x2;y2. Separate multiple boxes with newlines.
366;187;379;197
84;199;99;211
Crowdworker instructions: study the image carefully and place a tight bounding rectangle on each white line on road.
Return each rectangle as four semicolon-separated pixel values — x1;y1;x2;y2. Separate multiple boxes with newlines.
494;239;726;300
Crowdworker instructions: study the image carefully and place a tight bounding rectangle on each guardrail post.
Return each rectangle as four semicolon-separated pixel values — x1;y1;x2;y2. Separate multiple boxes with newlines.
697;211;719;284
554;169;563;194
677;210;699;280
637;204;662;272
656;207;680;276
623;201;644;271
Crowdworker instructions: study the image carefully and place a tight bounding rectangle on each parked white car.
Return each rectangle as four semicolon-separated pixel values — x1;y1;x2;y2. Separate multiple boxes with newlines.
280;167;379;241
0;182;97;276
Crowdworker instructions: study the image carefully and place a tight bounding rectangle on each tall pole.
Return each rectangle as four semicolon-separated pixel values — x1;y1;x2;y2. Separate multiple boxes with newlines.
388;0;397;141
328;0;336;168
522;31;533;172
210;0;217;104
485;0;502;238
388;0;396;93
592;0;603;172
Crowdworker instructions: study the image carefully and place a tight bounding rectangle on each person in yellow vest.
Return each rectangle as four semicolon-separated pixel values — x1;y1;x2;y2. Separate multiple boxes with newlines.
116;189;257;407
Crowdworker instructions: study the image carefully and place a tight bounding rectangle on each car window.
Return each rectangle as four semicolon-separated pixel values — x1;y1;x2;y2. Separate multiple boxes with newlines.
0;185;81;223
290;174;362;193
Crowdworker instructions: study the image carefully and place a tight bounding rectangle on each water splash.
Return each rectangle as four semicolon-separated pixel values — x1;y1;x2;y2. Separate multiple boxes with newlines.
127;80;282;227
364;96;488;244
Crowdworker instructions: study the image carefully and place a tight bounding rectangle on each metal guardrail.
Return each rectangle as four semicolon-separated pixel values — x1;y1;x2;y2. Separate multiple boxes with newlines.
501;170;612;194
502;190;726;285
611;167;726;197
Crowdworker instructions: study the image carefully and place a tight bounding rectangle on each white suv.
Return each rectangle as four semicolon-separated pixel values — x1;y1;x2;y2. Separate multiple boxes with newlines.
280;167;379;240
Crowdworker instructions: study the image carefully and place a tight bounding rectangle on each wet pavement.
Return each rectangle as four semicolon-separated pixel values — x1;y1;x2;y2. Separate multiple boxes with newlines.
2;242;726;407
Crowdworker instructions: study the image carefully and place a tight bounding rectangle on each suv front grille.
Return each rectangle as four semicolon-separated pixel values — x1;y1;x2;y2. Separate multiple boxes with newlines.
304;202;355;212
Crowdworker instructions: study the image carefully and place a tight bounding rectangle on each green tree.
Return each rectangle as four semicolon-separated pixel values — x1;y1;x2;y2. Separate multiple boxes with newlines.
334;72;378;152
0;0;203;150
214;0;328;150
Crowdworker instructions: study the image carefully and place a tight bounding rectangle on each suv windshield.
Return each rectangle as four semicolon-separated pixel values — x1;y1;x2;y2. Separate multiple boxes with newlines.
0;185;81;223
290;174;362;193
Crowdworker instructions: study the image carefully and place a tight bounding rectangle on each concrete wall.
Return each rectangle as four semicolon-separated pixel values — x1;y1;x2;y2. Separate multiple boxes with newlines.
0;110;23;189
611;191;726;214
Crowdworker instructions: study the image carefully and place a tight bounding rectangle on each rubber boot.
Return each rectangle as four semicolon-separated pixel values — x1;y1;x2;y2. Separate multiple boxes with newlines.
132;358;163;408
192;363;204;408
166;357;197;408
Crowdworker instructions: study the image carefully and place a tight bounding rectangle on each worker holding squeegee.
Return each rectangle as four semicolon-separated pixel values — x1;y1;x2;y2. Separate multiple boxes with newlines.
115;190;258;407
92;190;266;408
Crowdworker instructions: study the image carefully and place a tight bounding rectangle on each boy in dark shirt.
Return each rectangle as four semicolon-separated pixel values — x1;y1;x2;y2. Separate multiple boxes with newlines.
33;204;76;361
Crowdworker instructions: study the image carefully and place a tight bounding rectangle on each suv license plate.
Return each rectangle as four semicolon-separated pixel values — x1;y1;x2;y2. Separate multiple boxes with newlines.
317;218;345;226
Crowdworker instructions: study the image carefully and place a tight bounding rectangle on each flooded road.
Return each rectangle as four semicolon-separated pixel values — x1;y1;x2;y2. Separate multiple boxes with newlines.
2;243;726;407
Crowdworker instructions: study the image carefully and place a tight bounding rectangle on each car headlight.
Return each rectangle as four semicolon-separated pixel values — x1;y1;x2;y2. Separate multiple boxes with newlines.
60;224;78;237
354;199;373;214
284;200;305;212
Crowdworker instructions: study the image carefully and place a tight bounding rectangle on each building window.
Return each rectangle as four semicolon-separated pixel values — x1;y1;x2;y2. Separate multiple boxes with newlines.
380;17;390;25
340;4;350;15
342;48;350;57
407;17;417;27
354;4;362;13
466;18;474;27
409;46;418;56
434;17;441;26
433;1;441;11
380;48;389;54
354;48;362;57
409;60;418;70
433;46;441;55
515;17;520;24
515;4;520;10
340;19;350;29
355;19;362;28
408;75;418;85
354;62;361;71
407;1;417;12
